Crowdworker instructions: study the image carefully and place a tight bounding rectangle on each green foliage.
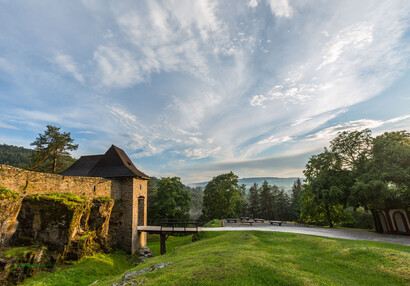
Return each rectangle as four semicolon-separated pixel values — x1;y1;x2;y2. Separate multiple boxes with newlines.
248;183;260;218
330;128;373;173
349;131;410;211
30;125;78;173
149;177;191;222
302;150;354;227
259;181;274;219
0;185;19;199
203;219;221;228
245;181;292;220
290;178;302;221
202;172;245;220
302;129;410;231
184;185;203;219
342;207;375;230
0;143;34;169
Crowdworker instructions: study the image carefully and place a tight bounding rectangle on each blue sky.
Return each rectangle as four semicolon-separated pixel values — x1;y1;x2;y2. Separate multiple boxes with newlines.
0;0;409;184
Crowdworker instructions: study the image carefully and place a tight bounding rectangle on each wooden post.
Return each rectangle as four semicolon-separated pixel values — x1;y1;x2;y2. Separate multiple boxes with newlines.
160;234;167;255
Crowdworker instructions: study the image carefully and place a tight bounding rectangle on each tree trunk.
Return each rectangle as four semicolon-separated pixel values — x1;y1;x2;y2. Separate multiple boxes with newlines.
325;206;333;227
53;157;57;173
371;209;383;233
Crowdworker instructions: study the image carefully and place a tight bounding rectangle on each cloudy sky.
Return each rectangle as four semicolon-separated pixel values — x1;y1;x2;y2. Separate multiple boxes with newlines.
0;0;409;183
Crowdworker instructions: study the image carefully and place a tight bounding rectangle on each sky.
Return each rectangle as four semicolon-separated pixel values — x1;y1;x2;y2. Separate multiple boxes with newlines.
0;0;409;184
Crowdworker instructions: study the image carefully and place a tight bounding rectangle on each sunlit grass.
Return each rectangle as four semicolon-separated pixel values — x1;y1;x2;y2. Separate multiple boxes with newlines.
22;231;410;285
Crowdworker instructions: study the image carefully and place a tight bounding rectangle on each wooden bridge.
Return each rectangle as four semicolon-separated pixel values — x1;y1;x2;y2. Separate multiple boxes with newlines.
137;220;201;255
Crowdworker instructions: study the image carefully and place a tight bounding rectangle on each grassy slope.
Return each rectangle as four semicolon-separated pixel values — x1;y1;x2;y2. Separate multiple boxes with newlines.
22;252;135;286
23;232;409;285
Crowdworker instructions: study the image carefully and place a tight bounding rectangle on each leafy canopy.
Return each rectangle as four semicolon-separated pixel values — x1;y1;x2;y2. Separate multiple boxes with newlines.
202;172;245;220
30;125;78;173
149;177;191;222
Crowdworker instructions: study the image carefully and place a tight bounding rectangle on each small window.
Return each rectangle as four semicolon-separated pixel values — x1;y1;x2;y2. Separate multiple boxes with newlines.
140;184;142;190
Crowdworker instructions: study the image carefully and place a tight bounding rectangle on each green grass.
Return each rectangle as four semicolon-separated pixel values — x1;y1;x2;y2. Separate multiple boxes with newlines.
21;232;410;285
22;252;135;286
25;193;86;209
0;246;43;258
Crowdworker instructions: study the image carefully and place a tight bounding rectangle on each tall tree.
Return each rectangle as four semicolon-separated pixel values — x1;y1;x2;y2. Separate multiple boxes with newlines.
149;177;191;222
202;172;245;220
330;129;373;173
350;131;410;232
290;178;302;221
30;125;78;173
273;188;291;220
248;183;260;218
260;181;274;220
302;149;353;227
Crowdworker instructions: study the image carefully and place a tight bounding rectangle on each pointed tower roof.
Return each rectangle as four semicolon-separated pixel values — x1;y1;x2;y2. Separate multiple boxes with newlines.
61;145;149;179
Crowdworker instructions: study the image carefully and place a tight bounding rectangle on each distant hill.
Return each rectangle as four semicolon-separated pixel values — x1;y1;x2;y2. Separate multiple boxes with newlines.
189;177;303;194
0;143;33;168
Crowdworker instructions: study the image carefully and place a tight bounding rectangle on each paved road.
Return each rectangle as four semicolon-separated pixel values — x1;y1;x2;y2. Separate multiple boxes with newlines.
201;221;410;246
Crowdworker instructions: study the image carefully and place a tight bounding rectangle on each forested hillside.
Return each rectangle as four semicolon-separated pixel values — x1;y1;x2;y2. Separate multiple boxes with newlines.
0;144;33;168
191;177;300;193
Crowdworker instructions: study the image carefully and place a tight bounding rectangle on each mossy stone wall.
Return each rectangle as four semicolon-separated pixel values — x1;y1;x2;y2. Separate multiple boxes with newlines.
0;165;111;198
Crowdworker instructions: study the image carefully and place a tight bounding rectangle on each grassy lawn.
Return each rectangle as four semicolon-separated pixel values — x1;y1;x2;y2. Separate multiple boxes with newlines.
22;252;135;286
22;231;409;285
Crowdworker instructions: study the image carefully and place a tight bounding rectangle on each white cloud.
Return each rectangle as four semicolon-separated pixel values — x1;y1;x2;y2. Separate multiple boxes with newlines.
94;46;143;87
54;53;84;83
317;22;374;70
248;0;259;8
267;0;293;18
181;146;222;160
258;135;293;144
0;121;18;130
306;114;410;142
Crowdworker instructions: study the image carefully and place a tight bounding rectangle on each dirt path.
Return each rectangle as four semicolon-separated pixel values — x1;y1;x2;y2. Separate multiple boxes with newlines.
201;221;410;246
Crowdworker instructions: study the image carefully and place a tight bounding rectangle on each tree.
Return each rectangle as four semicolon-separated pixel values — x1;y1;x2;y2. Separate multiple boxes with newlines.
330;129;373;173
202;172;245;220
259;181;274;220
30;125;78;173
302;149;353;227
248;183;260;218
290;178;302;221
351;131;410;222
149;177;191;222
272;187;291;221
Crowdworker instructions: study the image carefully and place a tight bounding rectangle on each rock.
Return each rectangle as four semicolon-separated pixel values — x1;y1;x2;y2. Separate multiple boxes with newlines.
11;194;114;263
138;246;153;258
0;187;21;246
0;246;53;285
113;262;173;286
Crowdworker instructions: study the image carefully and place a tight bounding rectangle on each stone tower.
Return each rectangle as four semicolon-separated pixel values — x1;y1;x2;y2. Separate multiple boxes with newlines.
61;145;150;254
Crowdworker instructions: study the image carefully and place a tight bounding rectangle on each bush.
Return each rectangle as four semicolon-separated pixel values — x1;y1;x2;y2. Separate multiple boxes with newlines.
203;219;221;228
341;207;374;230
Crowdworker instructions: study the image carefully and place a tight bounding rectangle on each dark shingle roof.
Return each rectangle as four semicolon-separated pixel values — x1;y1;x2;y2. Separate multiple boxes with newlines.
60;145;149;179
60;155;104;176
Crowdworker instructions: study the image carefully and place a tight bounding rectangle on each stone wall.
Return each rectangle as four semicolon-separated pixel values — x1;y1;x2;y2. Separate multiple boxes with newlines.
0;165;111;199
0;164;149;254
